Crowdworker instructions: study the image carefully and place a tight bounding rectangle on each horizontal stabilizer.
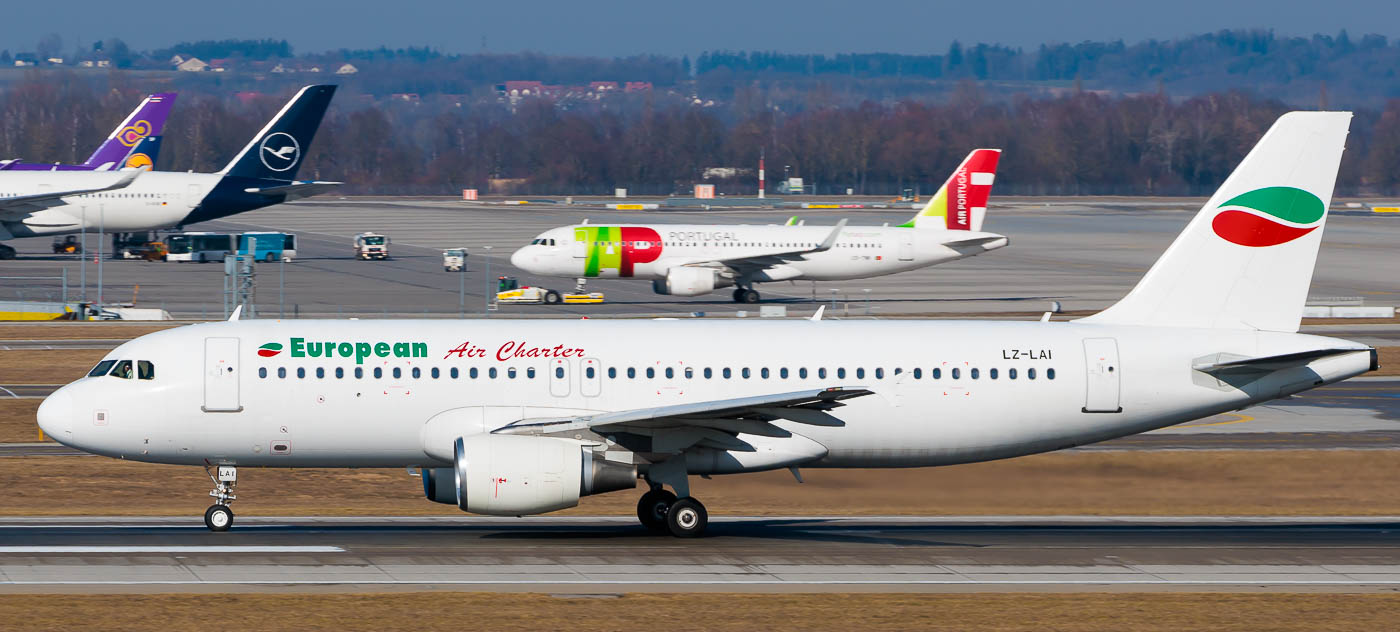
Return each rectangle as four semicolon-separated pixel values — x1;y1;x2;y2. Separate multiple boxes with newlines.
942;235;1010;250
1192;348;1371;374
243;181;342;201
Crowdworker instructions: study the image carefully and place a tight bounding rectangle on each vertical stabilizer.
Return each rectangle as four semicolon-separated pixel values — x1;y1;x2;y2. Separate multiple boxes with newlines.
83;93;176;170
219;85;336;179
900;148;1001;230
1079;112;1352;333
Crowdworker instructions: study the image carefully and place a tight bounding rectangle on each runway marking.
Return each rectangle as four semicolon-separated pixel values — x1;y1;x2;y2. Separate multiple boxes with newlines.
0;546;344;553
1174;413;1254;429
2;579;1398;586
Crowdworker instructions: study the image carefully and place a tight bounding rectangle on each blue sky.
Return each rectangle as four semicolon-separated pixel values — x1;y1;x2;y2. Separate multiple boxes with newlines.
5;0;1399;57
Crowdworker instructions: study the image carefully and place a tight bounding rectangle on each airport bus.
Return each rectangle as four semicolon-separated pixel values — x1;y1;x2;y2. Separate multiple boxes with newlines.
165;232;234;263
238;232;298;262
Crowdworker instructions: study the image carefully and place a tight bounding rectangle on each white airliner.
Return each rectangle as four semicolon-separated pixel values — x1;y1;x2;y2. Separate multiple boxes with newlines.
0;85;338;260
510;149;1005;303
37;112;1376;537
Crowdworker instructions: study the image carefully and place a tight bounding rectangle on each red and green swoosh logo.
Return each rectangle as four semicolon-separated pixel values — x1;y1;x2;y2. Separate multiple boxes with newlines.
1210;186;1324;247
257;342;283;357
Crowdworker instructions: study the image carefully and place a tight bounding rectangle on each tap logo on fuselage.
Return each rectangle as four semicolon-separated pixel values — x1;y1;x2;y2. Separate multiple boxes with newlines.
1210;186;1325;247
577;226;663;277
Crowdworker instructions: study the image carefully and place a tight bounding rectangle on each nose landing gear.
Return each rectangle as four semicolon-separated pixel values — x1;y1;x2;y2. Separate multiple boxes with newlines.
203;464;238;532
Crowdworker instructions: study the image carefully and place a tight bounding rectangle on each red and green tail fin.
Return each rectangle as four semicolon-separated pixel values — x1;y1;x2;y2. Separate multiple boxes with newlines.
900;148;1001;230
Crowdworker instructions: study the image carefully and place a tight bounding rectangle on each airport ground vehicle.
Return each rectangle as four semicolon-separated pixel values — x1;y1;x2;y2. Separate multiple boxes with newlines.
495;276;604;304
354;233;390;260
51;236;82;254
443;248;468;271
35;113;1378;538
239;232;297;263
166;232;234;263
113;232;165;260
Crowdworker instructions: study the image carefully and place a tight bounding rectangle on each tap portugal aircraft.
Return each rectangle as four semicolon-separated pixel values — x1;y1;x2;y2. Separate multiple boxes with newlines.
37;112;1378;536
510;149;1005;303
0;85;337;260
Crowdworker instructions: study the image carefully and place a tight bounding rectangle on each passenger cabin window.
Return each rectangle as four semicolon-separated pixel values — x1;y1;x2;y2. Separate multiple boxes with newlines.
355;367;364;379
722;368;732;379
1047;368;1056;380
258;367;267;379
450;368;459;379
970;368;979;379
951;368;961;379
528;367;537;379
412;367;422;379
932;368;942;379
373;368;383;379
837;368;846;379
317;367;326;379
336;367;345;379
89;360;116;378
296;367;306;379
278;367;287;379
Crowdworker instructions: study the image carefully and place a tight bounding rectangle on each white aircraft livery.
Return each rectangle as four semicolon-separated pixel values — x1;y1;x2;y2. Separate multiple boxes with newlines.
37;112;1376;537
510;149;1005;302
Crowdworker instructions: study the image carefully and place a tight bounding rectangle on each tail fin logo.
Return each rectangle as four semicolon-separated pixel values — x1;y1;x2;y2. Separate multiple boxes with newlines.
257;342;283;358
1210;186;1324;247
118;120;152;147
124;153;153;169
259;132;301;172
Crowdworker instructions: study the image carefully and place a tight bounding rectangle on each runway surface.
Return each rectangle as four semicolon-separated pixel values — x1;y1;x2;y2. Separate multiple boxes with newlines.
2;516;1397;593
3;198;1397;318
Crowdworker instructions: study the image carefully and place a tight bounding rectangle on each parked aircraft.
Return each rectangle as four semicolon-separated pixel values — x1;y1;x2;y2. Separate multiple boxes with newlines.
36;112;1375;537
0;92;174;171
510;149;1005;302
0;85;337;259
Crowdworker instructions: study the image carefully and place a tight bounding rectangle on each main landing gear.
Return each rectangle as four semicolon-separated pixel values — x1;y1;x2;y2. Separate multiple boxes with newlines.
203;464;238;532
731;288;760;304
636;484;709;537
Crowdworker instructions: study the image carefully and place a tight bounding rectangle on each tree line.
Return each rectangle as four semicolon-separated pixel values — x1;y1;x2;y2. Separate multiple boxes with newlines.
3;76;1400;196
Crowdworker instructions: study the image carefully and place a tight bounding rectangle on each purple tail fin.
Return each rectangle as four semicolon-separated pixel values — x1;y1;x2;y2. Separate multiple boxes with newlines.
82;93;176;169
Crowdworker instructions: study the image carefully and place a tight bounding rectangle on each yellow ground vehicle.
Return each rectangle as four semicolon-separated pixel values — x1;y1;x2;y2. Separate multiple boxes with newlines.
51;236;82;254
495;276;603;304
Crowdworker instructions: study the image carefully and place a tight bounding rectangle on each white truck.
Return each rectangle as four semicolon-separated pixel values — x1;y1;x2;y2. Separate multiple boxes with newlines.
442;248;468;271
353;233;390;260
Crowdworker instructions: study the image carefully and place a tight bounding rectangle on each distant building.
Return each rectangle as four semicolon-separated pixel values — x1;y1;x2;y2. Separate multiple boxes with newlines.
270;63;291;73
589;81;619;92
625;82;653;92
390;93;421;103
13;53;37;67
78;60;94;67
168;54;186;66
335;63;358;75
96;60;110;68
208;58;230;72
176;57;208;72
234;91;264;105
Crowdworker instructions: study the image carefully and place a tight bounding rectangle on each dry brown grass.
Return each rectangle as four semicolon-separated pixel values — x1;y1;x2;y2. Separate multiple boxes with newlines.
0;593;1395;631
0;349;108;384
2;450;1398;517
1380;347;1400;375
0;400;42;443
0;323;182;339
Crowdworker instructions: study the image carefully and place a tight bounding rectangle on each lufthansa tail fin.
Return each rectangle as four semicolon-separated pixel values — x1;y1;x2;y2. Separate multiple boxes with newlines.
82;92;176;170
219;85;336;179
1078;112;1351;333
900;148;1001;230
114;135;161;171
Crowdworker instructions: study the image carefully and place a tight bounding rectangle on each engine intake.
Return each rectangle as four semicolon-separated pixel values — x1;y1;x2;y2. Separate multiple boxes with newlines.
423;434;635;515
653;266;729;296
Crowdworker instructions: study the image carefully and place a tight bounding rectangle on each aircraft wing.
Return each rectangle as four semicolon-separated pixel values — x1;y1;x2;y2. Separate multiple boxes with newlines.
0;170;140;219
496;386;872;449
690;219;847;275
244;180;342;201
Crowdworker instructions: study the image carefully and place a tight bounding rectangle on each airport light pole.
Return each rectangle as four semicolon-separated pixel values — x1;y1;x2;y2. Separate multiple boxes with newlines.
483;245;492;316
79;207;86;301
458;257;466;318
96;205;104;307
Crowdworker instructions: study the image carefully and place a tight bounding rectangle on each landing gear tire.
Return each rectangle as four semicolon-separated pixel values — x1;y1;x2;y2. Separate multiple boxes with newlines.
740;289;760;304
204;505;233;532
666;497;708;538
543;290;562;304
731;289;744;303
637;489;677;532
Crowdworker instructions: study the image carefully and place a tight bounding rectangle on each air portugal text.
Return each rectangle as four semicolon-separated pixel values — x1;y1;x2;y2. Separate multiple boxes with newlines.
289;337;429;364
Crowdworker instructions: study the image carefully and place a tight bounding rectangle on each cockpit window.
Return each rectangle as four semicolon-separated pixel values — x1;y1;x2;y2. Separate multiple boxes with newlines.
137;361;155;380
88;360;116;377
109;360;134;379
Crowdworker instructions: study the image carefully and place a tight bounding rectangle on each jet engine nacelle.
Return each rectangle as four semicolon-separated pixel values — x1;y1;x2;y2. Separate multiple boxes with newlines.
653;266;729;296
422;434;636;515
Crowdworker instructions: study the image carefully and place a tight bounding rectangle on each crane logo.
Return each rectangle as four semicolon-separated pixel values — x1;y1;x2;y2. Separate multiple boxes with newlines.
117;120;152;147
259;132;301;172
1210;186;1325;247
257;343;284;358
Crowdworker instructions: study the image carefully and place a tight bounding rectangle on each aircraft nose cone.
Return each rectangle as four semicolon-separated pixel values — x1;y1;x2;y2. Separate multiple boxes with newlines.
510;247;531;270
36;387;74;442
